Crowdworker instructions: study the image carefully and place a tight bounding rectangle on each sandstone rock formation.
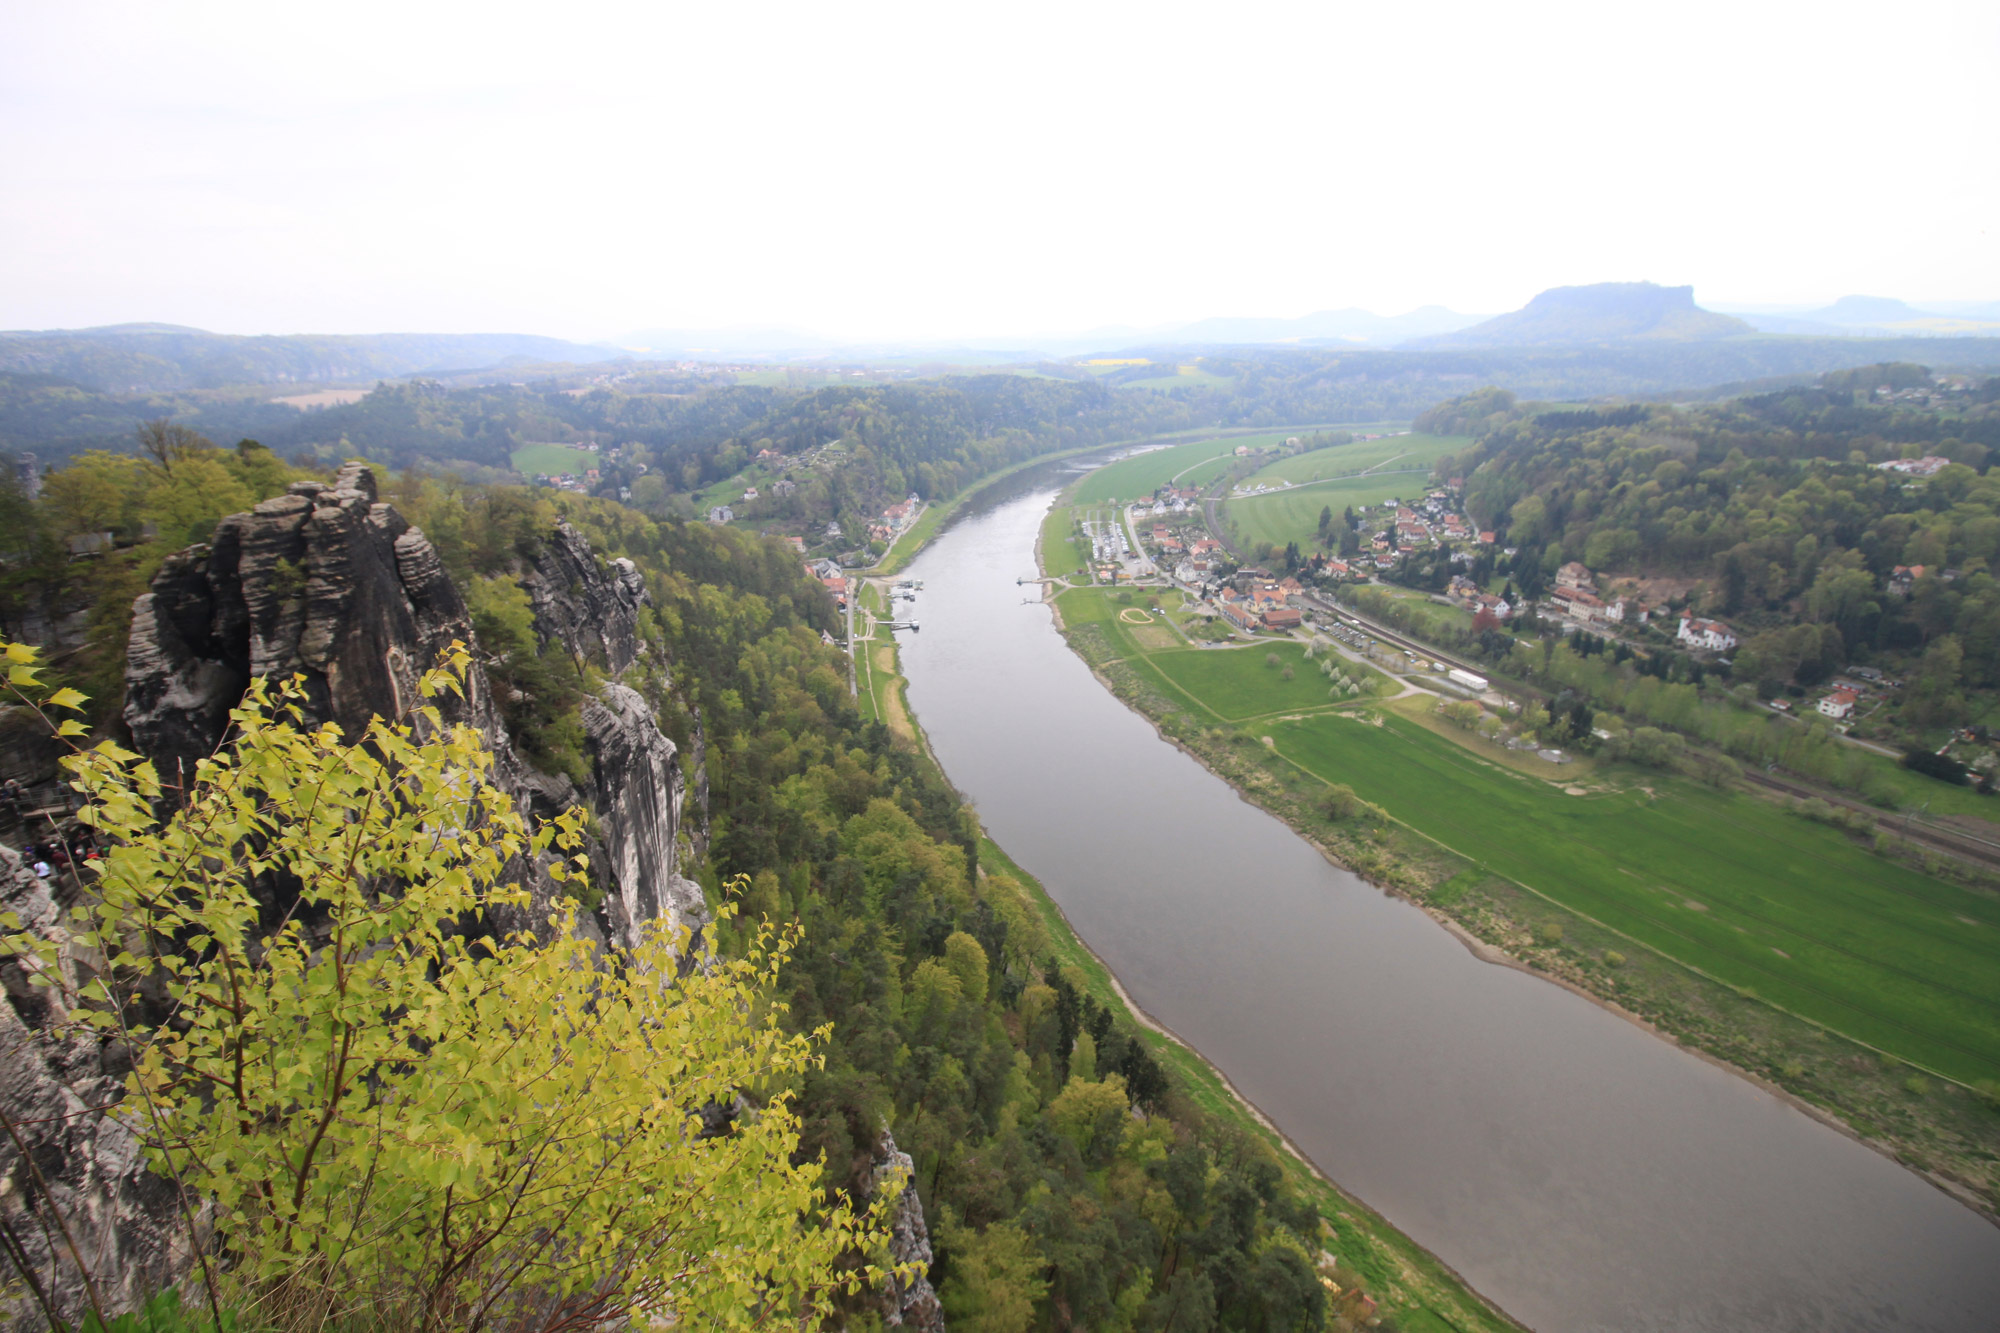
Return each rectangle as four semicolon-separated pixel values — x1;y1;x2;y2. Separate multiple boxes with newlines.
873;1132;946;1332
0;844;185;1328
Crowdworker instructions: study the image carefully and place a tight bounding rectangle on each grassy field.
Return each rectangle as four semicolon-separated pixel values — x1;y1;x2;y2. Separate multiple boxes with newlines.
1270;710;2000;1084
1060;587;1395;715
1223;436;1472;556
1239;433;1471;489
511;443;599;475
1067;430;1328;504
1119;365;1237;391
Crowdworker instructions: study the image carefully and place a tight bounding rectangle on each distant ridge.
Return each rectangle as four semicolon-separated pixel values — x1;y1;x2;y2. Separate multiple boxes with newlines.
1405;282;1752;349
1728;295;2000;338
0;325;621;393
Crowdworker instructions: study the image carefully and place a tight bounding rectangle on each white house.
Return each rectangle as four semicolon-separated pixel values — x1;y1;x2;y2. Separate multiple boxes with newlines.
1817;688;1859;720
1677;616;1738;652
707;505;734;524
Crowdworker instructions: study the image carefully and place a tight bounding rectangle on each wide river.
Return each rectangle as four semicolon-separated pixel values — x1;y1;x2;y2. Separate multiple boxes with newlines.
896;456;2000;1333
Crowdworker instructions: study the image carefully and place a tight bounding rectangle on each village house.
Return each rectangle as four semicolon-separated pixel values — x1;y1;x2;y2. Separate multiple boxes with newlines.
707;505;734;524
1888;565;1928;596
1677;615;1738;652
1817;688;1859;720
1219;601;1262;633
1554;562;1596;594
1261;606;1303;631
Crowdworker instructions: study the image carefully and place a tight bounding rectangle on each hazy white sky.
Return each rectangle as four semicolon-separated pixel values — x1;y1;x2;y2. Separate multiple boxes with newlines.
2;0;1995;342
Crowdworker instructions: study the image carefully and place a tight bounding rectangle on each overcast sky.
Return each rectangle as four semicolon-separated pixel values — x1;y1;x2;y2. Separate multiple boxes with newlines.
2;0;1995;343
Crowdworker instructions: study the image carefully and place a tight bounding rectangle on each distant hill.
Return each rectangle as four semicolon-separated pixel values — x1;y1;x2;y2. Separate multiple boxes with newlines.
1404;283;1753;349
1730;296;2000;338
0;325;622;393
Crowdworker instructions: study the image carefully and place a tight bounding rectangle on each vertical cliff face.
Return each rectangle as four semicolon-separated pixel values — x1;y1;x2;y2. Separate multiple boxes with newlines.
582;683;707;952
0;846;185;1326
873;1132;945;1331
124;464;494;794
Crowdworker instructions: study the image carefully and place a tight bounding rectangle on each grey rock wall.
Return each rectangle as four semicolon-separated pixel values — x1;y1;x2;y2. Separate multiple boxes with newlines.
0;845;187;1332
873;1131;945;1331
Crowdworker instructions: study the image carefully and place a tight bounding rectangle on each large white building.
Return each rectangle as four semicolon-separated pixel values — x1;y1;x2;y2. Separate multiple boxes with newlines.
1676;616;1738;652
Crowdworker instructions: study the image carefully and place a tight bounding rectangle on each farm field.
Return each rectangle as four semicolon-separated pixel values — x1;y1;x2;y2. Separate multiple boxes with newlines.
1239;432;1471;489
510;443;599;475
1068;430;1312;504
1119;365;1237;391
1269;710;2000;1084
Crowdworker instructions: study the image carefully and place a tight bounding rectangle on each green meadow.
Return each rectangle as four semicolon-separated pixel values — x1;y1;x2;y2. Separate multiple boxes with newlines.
1270;711;2000;1084
1118;365;1238;391
511;443;600;475
1223;434;1470;553
1058;588;1394;717
1067;431;1303;504
1238;432;1470;489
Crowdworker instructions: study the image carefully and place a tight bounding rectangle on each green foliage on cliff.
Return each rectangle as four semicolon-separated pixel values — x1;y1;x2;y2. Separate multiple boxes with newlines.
2;644;897;1332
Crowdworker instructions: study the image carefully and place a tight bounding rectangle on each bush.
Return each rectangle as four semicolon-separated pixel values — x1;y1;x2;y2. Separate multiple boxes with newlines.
1534;921;1565;947
1265;652;1281;668
1603;950;1626;967
1902;747;1971;786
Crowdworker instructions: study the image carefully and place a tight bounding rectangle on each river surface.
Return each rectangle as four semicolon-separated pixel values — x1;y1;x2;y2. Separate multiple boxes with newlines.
895;455;2000;1333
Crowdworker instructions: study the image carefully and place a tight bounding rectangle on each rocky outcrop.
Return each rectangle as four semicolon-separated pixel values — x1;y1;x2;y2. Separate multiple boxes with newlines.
873;1132;944;1332
0;845;186;1330
520;520;648;676
582;684;707;954
125;464;495;792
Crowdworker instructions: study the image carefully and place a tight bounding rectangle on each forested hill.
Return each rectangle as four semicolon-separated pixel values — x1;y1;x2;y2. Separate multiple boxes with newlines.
1419;369;2000;723
1401;282;1752;349
0;324;618;392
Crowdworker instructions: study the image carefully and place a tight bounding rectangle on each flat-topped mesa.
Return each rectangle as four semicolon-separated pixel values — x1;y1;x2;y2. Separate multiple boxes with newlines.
121;463;706;946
